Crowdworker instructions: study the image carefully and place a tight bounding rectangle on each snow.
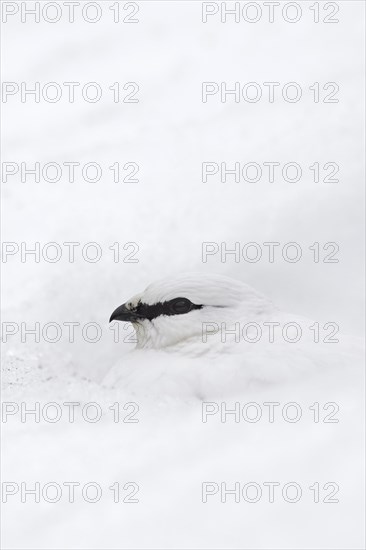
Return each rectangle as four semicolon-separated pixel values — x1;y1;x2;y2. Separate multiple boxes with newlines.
1;1;365;549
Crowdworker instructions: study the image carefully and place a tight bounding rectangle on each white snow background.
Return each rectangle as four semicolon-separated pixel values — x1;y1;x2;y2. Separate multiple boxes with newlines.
1;1;365;549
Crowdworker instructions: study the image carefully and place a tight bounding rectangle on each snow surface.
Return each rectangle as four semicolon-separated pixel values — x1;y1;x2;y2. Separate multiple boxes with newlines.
1;1;365;549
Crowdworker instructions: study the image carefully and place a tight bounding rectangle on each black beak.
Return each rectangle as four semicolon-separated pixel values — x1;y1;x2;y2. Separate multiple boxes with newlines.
109;303;140;323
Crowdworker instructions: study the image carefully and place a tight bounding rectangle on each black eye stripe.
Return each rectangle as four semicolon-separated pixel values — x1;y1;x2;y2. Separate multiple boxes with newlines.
133;298;203;321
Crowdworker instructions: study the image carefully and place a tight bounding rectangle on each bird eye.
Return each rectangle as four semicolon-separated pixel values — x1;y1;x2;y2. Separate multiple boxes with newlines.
170;298;192;314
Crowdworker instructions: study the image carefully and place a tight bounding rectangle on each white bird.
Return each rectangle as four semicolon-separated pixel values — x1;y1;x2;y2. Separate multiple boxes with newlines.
106;272;363;399
109;272;275;352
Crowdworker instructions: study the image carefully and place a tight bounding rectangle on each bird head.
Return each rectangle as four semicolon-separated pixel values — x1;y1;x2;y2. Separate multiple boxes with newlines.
109;272;274;350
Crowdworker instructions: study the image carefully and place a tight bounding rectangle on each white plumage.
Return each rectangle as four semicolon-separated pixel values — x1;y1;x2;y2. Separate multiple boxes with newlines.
113;272;275;350
105;273;363;399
